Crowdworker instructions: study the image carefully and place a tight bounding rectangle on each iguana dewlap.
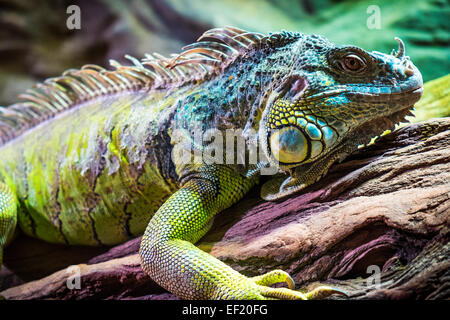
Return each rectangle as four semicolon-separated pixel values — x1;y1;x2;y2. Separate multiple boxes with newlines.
0;27;423;299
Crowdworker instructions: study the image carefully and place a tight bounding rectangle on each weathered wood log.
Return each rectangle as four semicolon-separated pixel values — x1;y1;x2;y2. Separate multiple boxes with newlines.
1;117;448;300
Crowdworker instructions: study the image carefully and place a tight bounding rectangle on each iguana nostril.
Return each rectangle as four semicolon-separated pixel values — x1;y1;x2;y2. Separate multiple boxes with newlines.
405;65;414;76
404;61;414;76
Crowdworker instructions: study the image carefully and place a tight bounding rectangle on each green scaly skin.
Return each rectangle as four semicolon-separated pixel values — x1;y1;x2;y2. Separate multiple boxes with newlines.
0;27;423;299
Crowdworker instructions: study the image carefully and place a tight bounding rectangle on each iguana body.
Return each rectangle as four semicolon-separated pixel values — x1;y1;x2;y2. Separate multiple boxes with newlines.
0;27;423;299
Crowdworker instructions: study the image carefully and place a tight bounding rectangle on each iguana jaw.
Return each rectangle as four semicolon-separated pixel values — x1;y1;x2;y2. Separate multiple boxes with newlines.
259;45;424;200
259;80;423;170
260;102;422;201
330;63;424;149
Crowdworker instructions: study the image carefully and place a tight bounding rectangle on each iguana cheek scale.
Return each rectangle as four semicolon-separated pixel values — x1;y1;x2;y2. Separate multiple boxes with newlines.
0;27;422;299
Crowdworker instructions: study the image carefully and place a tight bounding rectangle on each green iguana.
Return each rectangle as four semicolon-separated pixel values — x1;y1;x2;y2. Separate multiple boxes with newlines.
0;26;423;299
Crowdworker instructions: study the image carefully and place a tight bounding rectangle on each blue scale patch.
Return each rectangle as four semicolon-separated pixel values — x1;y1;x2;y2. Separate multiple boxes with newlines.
317;119;326;127
296;117;307;127
305;123;322;140
322;126;337;146
306;115;316;122
379;87;391;94
326;95;349;106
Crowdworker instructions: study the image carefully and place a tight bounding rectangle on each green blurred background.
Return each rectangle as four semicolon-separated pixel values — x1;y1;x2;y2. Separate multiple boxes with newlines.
0;0;448;106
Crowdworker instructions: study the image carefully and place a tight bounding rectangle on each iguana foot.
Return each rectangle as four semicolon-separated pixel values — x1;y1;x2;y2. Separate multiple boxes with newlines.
249;270;347;300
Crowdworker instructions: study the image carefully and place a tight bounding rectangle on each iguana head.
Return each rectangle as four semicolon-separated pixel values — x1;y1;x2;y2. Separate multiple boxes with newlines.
258;34;423;200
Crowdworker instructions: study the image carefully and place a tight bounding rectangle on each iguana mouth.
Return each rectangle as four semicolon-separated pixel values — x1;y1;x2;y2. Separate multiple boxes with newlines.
345;85;423;103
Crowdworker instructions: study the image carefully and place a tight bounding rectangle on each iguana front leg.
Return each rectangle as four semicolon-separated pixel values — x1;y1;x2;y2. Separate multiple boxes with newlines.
0;182;17;268
139;165;343;299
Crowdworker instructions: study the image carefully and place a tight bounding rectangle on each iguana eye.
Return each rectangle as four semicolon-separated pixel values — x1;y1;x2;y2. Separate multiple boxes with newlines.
270;126;308;164
342;54;366;72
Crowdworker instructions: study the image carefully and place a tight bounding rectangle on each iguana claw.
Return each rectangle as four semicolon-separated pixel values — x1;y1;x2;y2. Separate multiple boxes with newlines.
251;270;347;300
304;285;349;300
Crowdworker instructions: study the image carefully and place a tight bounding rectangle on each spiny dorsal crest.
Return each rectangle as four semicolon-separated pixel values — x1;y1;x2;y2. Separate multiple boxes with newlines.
0;26;299;146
